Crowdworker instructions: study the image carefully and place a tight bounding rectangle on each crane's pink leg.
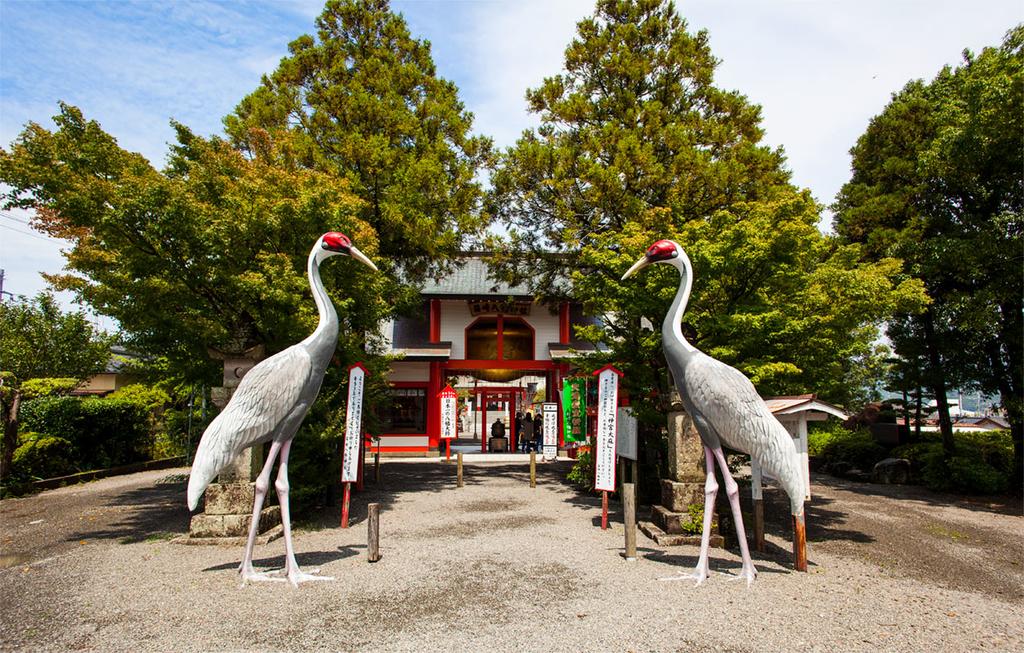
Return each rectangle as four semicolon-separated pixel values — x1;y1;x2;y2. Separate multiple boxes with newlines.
660;446;717;585
275;440;334;586
711;446;757;585
239;440;285;585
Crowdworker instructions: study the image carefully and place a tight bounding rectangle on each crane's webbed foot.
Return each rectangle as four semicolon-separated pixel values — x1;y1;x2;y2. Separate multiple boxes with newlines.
659;559;711;586
285;567;334;587
238;563;287;587
728;561;757;587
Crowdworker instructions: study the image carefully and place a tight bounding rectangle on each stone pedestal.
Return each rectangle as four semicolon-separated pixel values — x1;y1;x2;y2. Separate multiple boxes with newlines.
640;399;724;547
184;346;282;545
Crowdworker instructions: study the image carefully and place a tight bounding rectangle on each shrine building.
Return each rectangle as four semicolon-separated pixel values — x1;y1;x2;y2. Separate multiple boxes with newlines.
373;255;596;456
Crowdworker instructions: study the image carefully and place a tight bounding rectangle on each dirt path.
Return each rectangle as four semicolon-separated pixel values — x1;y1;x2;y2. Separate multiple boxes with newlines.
0;463;1020;652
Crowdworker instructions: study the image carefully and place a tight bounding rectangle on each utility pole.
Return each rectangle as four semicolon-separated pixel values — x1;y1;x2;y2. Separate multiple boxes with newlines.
0;269;12;301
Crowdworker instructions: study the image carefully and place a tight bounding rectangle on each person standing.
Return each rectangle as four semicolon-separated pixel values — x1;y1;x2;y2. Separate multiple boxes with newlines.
533;412;544;453
521;413;534;452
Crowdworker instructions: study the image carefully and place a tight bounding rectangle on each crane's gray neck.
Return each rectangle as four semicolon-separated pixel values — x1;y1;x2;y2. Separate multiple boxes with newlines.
664;252;697;355
303;246;339;359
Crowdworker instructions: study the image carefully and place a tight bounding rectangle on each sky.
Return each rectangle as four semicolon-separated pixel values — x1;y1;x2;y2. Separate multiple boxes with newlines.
0;0;1020;323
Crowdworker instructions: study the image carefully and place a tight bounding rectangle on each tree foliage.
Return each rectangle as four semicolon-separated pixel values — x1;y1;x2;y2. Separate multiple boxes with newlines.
224;0;493;281
0;292;112;482
0;107;388;376
833;25;1023;486
0;292;112;382
490;0;923;413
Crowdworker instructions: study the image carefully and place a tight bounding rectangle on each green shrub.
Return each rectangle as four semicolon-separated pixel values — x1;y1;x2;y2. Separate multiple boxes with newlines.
12;432;77;479
567;447;594;491
19;396;151;470
895;431;1011;494
20;377;80;399
810;423;887;471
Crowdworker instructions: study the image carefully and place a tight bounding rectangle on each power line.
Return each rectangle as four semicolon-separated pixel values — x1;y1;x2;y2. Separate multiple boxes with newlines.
0;210;31;225
0;222;63;242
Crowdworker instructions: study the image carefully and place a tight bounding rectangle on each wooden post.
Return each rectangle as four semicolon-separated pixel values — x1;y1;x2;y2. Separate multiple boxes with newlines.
368;503;381;562
529;451;536;488
340;482;352;529
631;459;639;513
793;512;807;572
754;499;766;552
623;482;637;561
457;452;464;488
374;451;381;484
752;460;766;552
601;490;609;530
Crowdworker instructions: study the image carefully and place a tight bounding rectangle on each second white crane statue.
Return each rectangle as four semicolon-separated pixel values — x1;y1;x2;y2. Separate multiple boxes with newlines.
188;232;377;587
622;239;806;586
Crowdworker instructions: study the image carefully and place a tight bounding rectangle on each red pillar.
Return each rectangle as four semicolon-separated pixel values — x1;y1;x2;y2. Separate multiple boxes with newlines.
428;361;441;452
559;302;570;344
429;299;441;343
480;392;488;453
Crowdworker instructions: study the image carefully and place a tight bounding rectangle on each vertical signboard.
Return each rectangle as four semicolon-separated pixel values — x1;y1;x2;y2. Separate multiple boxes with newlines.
616;406;637;460
341;363;366;483
542;402;558;461
561;377;587;443
593;364;623;492
439;385;458;439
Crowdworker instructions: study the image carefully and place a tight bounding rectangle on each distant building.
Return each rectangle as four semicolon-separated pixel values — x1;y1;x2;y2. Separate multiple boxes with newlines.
374;255;598;455
75;347;139;396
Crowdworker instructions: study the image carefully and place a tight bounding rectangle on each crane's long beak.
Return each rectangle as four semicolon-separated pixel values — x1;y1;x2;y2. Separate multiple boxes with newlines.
621;255;650;280
349;245;378;272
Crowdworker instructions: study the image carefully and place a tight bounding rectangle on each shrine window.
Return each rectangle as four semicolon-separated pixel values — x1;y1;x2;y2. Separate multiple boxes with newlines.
465;316;534;360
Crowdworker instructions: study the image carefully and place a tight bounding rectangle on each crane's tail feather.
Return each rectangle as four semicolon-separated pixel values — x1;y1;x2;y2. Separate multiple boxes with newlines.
750;420;805;517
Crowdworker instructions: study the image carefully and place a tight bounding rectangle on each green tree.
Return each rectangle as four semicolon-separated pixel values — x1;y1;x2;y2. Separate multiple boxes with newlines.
833;25;1023;487
0;292;112;481
490;0;923;416
224;0;493;280
0;105;388;377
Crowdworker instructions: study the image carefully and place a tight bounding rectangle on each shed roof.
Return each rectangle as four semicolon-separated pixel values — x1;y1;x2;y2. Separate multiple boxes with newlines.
764;394;849;420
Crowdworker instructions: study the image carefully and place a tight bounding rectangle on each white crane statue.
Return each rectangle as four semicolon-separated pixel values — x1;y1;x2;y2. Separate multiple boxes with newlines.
187;232;377;586
622;239;806;586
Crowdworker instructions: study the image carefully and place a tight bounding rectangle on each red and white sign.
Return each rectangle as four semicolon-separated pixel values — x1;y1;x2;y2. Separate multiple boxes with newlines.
593;364;623;492
439;385;458;439
341;363;366;483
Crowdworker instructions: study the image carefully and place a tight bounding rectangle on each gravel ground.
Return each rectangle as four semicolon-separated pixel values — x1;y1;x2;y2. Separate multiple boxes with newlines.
1;460;1021;653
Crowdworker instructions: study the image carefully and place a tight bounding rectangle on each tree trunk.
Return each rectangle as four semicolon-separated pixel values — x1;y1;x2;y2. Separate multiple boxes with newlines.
914;383;923;440
1;389;22;484
921;309;954;455
987;338;1023;495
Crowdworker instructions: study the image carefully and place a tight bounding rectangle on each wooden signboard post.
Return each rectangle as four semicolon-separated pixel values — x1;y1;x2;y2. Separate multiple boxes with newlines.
593;364;623;530
340;363;366;528
439;384;457;460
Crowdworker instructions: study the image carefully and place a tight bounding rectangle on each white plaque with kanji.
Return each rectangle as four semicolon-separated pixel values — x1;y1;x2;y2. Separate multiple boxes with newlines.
341;363;366;483
439;385;457;439
542;402;558;461
593;365;622;492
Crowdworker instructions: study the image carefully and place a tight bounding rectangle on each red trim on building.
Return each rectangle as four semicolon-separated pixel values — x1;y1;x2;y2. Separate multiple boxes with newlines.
559;303;570;344
429;299;441;343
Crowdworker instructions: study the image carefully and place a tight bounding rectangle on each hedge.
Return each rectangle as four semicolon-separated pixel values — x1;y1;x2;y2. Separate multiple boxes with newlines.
18;396;151;472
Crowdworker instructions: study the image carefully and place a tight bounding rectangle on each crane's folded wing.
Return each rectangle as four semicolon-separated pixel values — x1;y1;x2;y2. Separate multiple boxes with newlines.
188;346;311;508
